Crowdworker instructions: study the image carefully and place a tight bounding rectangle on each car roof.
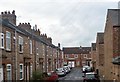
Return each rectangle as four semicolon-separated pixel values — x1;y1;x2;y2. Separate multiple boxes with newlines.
86;72;96;75
83;66;89;67
63;66;69;67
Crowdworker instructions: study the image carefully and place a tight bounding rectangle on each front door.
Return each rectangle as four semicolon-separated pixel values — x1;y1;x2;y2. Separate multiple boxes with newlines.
68;61;75;67
0;66;3;82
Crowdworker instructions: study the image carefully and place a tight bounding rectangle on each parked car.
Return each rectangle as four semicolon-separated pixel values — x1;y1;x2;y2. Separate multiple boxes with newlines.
82;72;100;82
63;66;71;73
82;66;92;73
68;64;72;69
56;68;66;76
46;71;59;82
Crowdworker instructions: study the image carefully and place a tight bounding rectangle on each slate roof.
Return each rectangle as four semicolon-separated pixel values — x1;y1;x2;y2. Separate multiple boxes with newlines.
63;47;91;54
107;9;120;26
0;19;58;48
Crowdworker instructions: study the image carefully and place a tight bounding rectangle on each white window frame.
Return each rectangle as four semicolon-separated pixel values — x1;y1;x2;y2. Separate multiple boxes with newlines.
65;54;68;58
74;54;78;58
84;54;87;58
7;64;12;80
19;36;23;53
6;31;11;51
19;64;23;80
30;65;32;78
0;33;4;49
0;66;3;82
30;40;32;54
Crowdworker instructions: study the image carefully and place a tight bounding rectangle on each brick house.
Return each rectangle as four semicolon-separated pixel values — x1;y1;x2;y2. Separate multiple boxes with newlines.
0;10;63;81
96;33;104;78
63;46;91;67
91;43;96;71
104;9;120;80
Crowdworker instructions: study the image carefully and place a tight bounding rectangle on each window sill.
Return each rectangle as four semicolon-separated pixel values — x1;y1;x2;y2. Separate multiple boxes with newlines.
19;51;23;54
0;47;4;49
20;78;23;80
6;49;11;52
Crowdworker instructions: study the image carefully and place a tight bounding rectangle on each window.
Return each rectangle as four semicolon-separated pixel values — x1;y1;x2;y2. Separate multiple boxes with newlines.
30;40;32;54
0;66;3;81
6;31;11;51
84;54;87;58
7;64;12;81
30;65;32;78
19;64;23;80
0;33;4;48
74;54;78;58
66;54;68;58
19;36;23;53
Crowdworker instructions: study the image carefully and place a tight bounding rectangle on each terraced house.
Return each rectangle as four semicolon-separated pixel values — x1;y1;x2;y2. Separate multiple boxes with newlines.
104;9;120;81
91;43;96;71
96;33;104;79
0;10;63;81
63;46;91;68
91;9;120;81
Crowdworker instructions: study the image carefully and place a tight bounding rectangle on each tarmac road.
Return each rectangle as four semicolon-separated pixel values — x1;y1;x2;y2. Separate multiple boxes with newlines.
58;67;84;82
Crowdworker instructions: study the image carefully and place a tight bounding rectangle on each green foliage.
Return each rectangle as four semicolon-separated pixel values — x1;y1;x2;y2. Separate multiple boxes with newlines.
32;70;44;80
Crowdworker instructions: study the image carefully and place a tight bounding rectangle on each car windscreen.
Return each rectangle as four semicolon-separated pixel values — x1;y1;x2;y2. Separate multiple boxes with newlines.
86;74;95;79
56;68;63;71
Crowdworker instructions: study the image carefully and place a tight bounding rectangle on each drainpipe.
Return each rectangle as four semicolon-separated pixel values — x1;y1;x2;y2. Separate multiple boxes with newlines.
45;45;47;73
0;17;3;81
15;30;17;80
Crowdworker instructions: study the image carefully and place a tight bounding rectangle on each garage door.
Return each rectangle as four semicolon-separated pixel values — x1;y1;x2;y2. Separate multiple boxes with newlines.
68;61;75;67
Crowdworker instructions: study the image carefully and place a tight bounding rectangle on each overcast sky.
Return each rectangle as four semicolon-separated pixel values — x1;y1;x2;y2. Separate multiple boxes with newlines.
0;0;119;47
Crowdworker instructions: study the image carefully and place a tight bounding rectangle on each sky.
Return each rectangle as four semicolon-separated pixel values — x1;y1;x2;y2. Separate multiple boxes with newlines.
0;0;119;47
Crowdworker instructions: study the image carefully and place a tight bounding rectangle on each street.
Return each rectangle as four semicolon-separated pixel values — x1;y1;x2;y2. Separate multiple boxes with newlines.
58;67;84;82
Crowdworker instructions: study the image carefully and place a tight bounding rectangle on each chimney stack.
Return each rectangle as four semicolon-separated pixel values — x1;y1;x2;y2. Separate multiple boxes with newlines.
58;43;60;48
0;10;16;25
18;22;31;31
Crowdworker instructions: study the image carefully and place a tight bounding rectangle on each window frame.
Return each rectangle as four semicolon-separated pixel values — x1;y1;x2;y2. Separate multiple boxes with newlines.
65;54;68;58
0;33;4;49
30;65;32;78
84;54;87;58
6;31;11;51
6;64;12;80
19;64;23;80
30;40;32;54
74;54;78;58
19;36;23;53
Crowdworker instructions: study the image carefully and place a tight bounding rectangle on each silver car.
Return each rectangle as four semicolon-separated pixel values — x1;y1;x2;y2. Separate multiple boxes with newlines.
56;68;66;76
63;66;71;73
82;66;92;73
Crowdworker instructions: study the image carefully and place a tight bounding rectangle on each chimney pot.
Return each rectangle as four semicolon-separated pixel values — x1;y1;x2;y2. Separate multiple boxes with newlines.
58;43;60;48
1;12;3;14
12;10;15;14
5;11;7;14
8;11;10;14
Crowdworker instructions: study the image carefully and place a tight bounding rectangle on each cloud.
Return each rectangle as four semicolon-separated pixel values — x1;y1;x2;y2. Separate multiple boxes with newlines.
0;1;118;47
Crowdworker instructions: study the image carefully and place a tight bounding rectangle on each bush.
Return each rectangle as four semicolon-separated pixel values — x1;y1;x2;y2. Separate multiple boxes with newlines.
32;70;43;80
